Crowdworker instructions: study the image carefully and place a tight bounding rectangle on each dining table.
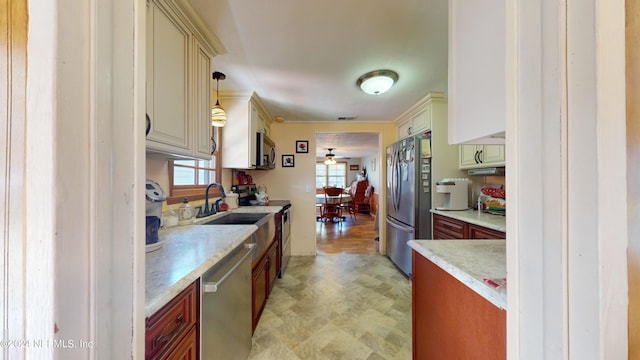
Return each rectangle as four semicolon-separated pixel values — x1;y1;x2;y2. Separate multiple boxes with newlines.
315;193;352;204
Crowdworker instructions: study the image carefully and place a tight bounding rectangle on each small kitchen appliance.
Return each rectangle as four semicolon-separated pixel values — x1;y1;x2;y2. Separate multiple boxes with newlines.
145;180;166;251
435;179;470;210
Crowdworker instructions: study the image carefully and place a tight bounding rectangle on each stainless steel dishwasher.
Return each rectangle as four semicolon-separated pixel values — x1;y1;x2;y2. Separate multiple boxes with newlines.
201;237;255;360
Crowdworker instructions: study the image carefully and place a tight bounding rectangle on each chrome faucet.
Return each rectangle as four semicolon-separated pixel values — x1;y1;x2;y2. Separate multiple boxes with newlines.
202;182;226;217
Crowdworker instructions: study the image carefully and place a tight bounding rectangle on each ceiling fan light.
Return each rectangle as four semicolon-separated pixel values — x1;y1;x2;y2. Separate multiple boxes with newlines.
324;157;336;165
324;148;337;165
357;69;399;95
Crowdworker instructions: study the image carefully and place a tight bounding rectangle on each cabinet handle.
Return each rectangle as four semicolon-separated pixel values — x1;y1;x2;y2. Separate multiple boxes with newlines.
474;150;480;164
146;113;151;137
407;126;412;135
153;313;184;347
210;136;217;155
478;149;483;163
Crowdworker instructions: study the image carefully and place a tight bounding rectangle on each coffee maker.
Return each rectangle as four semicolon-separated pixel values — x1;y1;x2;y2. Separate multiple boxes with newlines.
435;178;470;210
145;180;166;251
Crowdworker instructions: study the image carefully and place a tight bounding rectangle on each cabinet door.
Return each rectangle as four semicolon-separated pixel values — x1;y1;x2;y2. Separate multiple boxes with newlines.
267;241;278;292
397;120;412;139
193;39;213;159
160;326;197;360
146;2;191;156
251;258;268;332
468;224;506;239
481;145;505;166
410;108;430;134
432;214;467;239
448;0;506;144
459;145;481;168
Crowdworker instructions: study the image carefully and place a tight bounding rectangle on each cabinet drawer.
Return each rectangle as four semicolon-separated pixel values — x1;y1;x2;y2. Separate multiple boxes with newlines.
159;326;197;360
432;214;467;239
146;282;198;359
468;224;506;239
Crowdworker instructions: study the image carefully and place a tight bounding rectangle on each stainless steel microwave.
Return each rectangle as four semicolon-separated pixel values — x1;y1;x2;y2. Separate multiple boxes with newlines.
256;132;276;169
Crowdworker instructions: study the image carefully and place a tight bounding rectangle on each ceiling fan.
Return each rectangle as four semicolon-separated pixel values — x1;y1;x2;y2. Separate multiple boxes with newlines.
324;148;351;165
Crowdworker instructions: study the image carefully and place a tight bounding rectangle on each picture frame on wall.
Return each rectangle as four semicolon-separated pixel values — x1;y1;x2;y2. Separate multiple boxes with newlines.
349;164;359;171
295;140;309;153
282;154;295;167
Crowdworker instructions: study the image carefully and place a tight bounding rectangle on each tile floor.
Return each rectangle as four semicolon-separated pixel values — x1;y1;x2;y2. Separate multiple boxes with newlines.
248;254;412;360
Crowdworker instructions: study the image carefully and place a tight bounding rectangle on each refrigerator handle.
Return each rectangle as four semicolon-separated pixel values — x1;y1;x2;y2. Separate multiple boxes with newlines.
393;149;401;211
386;217;414;234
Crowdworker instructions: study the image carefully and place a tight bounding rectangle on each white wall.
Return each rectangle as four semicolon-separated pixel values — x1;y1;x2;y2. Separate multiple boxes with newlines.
250;121;397;256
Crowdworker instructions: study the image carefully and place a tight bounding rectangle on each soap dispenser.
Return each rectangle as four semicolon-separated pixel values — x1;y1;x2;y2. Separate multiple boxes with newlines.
178;198;194;225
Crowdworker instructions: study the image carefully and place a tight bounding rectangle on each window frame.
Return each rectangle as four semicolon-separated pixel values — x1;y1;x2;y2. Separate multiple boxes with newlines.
167;127;223;205
315;161;348;190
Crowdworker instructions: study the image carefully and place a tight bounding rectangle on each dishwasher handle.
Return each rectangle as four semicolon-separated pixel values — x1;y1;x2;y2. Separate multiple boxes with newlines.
203;244;255;293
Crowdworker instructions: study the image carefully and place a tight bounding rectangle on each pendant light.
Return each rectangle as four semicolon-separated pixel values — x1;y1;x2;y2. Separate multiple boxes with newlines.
211;71;227;127
324;148;337;165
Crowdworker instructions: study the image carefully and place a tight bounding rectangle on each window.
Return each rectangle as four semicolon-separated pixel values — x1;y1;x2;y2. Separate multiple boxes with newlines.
168;127;221;204
316;162;347;189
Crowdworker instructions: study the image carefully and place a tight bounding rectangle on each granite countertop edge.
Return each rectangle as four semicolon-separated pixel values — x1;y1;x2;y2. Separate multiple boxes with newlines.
408;239;506;310
145;206;284;316
431;209;506;232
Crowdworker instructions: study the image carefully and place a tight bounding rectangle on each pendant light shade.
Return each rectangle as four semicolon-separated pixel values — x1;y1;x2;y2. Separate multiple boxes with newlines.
324;148;337;165
357;69;399;95
212;71;226;127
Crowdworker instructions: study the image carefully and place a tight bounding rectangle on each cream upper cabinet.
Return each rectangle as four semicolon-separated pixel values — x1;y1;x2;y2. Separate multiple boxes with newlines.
459;144;505;169
219;92;273;169
447;0;506;145
193;39;213;158
397;107;430;139
146;1;191;156
395;98;432;140
145;0;225;160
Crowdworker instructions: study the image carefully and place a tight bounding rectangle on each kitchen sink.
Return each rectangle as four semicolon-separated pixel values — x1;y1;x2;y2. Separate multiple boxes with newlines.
201;212;276;264
202;212;271;225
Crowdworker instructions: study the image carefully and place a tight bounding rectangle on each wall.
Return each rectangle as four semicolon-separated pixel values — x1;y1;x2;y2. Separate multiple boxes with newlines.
628;0;640;355
249;121;397;256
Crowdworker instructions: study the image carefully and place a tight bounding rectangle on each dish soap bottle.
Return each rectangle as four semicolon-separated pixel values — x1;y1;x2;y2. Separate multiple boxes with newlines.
178;198;193;225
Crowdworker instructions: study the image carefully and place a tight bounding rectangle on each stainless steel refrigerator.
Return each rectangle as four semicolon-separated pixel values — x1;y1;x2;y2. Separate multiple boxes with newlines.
386;134;432;277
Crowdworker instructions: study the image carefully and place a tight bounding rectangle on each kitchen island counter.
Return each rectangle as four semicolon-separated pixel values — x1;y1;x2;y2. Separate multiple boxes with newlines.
408;239;506;309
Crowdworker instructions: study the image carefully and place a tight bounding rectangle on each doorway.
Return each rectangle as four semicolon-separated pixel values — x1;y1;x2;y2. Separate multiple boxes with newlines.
314;132;381;255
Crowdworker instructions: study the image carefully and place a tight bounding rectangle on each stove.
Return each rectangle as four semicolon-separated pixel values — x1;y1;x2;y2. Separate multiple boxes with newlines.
263;200;290;207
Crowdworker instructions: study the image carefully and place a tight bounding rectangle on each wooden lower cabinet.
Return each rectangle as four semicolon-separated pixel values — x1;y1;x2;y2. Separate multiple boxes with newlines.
412;252;506;359
468;223;506;239
432;214;467;239
251;239;279;333
433;213;505;239
162;326;198;360
145;281;199;360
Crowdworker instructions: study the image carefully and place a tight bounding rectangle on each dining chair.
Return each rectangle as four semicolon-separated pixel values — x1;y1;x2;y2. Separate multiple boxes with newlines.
341;185;357;221
321;186;344;222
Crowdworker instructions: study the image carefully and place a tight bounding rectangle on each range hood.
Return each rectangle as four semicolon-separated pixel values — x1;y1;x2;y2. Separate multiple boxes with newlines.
467;167;505;176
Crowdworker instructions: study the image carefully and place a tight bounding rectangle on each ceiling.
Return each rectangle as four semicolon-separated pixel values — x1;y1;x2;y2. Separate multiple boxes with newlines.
191;0;449;158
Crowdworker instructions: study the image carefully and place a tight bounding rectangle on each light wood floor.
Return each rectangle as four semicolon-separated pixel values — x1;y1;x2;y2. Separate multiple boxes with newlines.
316;212;379;255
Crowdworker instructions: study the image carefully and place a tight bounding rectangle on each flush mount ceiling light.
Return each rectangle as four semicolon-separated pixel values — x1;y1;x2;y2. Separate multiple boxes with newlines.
357;69;399;95
211;71;226;127
324;148;337;165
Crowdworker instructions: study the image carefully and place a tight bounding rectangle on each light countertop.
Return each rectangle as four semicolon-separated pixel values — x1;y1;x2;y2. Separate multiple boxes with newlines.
431;209;506;232
145;205;285;316
408;240;506;309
